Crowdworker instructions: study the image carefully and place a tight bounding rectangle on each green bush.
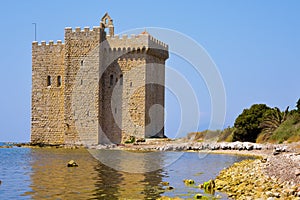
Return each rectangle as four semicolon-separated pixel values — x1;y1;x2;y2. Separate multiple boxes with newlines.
232;104;271;142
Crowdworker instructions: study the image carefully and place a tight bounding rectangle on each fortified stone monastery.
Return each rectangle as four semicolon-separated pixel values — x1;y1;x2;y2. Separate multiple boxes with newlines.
31;13;168;145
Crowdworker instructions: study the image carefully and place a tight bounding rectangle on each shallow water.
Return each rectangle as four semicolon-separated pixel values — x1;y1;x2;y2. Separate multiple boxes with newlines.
0;146;251;199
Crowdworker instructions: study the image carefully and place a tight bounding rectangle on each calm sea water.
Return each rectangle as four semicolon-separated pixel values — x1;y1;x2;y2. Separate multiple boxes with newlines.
0;144;251;199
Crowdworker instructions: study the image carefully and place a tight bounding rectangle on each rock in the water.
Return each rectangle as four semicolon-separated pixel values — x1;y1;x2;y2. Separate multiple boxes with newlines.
202;179;215;191
183;179;195;185
194;193;202;199
67;160;78;167
166;186;174;190
161;181;169;186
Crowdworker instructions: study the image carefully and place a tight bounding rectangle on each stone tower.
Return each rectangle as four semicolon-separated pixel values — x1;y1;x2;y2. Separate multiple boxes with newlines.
31;13;169;145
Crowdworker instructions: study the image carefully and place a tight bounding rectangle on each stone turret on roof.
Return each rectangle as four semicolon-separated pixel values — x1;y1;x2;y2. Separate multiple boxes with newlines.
141;29;149;35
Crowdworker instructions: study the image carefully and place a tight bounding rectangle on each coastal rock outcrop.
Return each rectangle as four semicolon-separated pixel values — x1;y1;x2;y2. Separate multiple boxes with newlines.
152;141;278;152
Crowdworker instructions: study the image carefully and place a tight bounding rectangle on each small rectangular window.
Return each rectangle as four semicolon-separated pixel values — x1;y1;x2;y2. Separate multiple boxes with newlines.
120;74;123;85
47;76;51;86
57;76;62;87
110;74;114;86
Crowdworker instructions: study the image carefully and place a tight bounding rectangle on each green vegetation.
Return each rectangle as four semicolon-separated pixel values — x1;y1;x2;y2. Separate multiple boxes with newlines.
232;104;271;142
232;99;300;143
217;127;234;142
260;106;289;135
187;98;300;144
269;112;300;143
124;136;135;144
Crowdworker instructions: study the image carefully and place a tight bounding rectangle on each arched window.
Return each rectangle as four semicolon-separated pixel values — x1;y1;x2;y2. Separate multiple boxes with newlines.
47;76;51;86
80;60;83;66
57;76;62;87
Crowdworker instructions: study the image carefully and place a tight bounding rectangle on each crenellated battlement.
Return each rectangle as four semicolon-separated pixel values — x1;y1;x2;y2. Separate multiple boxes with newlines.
148;35;168;49
105;33;168;50
64;26;101;33
104;33;168;60
32;40;64;47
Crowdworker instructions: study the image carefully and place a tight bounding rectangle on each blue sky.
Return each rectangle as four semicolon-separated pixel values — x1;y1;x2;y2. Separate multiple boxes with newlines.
0;0;299;142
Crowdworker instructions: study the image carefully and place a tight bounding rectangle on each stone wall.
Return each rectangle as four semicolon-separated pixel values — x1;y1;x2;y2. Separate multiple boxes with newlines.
31;41;65;145
64;27;101;145
145;55;165;138
99;35;168;143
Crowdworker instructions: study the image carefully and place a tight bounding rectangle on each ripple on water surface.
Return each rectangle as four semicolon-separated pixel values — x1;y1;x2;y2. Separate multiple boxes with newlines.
0;147;252;199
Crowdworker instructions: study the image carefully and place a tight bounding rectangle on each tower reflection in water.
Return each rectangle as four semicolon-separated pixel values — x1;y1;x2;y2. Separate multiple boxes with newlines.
27;148;164;199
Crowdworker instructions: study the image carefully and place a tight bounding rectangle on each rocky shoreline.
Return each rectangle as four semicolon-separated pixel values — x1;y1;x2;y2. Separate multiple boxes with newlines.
215;156;300;199
89;140;300;199
4;140;300;199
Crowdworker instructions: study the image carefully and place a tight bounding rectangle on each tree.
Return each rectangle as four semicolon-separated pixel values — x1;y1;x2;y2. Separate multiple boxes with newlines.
232;104;271;142
260;106;289;135
297;98;300;112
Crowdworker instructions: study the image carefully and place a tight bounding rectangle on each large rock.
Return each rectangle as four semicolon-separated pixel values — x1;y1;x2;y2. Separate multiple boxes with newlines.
253;143;263;150
219;142;229;150
67;160;78;167
243;142;254;151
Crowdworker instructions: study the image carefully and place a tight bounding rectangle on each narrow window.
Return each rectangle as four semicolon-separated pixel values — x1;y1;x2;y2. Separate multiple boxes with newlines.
57;76;62;87
81;60;83;66
110;74;114;86
47;76;51;86
130;82;132;87
120;74;123;85
116;78;118;83
81;79;83;85
115;108;117;114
